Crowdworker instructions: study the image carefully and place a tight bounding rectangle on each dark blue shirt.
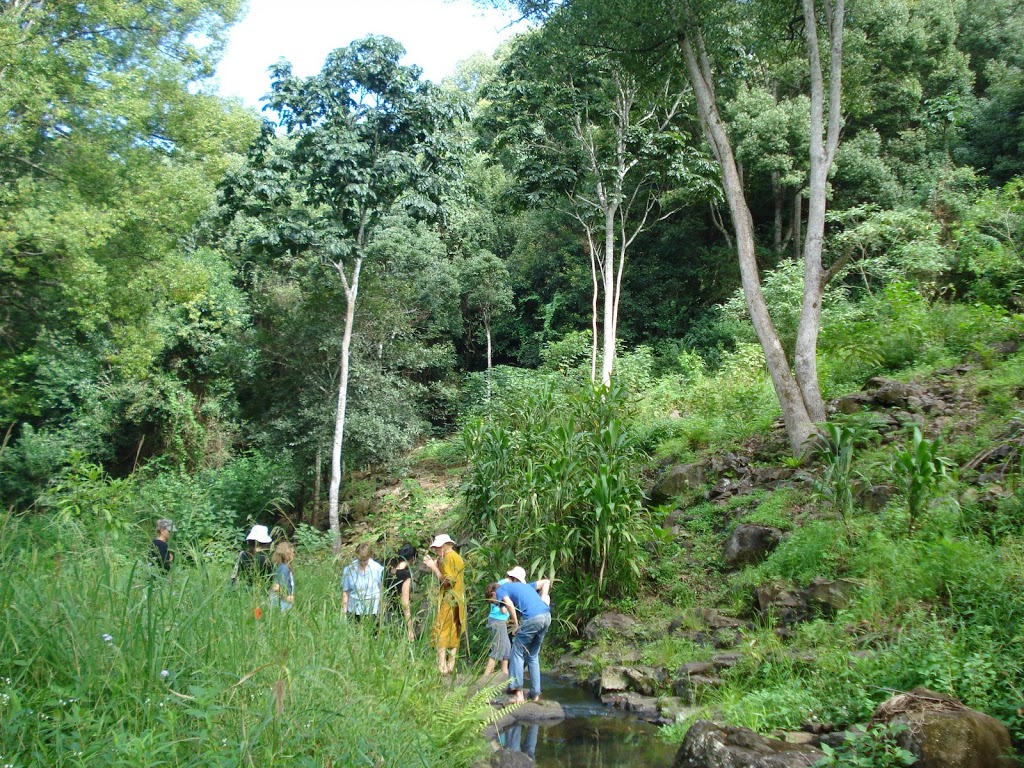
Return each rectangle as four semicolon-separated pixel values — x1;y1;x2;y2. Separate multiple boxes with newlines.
496;581;550;620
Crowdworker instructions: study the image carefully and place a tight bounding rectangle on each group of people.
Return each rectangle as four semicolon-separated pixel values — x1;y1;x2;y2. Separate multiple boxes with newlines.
150;521;553;702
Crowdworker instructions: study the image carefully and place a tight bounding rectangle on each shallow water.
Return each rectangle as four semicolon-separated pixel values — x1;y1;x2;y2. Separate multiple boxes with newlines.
496;676;678;768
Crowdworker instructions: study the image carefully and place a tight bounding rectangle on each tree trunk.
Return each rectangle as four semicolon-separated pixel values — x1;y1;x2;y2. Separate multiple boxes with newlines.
772;171;783;254
678;21;816;456
795;0;844;424
312;447;322;528
484;311;493;402
600;206;617;386
793;190;802;260
327;255;363;540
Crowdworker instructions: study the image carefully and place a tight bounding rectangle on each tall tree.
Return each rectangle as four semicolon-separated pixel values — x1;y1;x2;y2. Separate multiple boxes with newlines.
492;0;847;455
263;36;457;539
483;31;705;385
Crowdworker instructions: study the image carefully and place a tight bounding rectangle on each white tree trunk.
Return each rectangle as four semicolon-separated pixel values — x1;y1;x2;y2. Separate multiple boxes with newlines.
327;255;363;540
795;0;844;424
601;207;617;386
484;312;493;402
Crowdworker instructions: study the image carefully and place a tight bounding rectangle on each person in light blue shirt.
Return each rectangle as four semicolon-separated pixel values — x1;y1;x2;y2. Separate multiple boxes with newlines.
484;579;511;677
342;543;384;621
496;566;552;704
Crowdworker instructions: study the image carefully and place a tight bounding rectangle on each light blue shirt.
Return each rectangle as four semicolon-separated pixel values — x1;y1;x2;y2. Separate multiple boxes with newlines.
488;578;510;622
342;559;384;615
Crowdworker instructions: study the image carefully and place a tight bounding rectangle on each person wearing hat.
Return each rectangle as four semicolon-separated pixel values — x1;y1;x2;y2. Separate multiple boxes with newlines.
423;534;466;674
151;518;175;572
231;524;274;587
496;566;552;704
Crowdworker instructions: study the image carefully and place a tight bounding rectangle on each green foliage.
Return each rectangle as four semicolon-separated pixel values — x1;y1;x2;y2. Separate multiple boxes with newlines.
811;424;861;540
461;382;651;631
818;723;917;768
0;516;495;768
889;426;955;536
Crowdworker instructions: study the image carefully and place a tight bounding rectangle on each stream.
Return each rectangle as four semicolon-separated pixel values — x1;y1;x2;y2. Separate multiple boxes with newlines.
495;675;678;767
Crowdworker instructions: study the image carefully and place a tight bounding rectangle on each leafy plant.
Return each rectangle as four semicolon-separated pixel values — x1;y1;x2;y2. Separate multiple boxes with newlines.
889;426;955;536
811;423;861;540
818;723;916;768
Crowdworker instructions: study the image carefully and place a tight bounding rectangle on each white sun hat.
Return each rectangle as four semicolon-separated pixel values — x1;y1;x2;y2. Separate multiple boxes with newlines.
506;566;527;582
430;533;455;549
246;524;273;544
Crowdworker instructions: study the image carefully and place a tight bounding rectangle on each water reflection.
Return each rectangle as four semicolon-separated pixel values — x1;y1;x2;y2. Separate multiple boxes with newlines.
498;715;676;768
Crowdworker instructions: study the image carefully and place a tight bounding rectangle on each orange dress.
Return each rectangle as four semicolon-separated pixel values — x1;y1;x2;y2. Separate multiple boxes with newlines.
432;550;466;649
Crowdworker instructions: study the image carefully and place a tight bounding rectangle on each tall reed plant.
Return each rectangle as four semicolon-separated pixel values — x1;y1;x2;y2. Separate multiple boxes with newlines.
461;382;651;632
0;515;497;768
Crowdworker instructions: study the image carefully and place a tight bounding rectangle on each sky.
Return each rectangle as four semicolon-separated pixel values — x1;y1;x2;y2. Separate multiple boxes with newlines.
213;0;527;108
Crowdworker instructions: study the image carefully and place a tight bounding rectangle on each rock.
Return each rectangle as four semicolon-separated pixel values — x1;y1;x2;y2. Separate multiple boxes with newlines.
652;462;710;503
701;608;743;629
660;697;703;724
508;699;565;723
583;611;636;641
679;661;716;676
480;749;535;768
874;688;1019;768
830;392;874;415
672;674;725;705
600;691;662;721
804;577;858;615
672;720;823;767
755;583;809;624
854;482;893;513
624;666;665;696
711;653;743;669
868;378;927;408
723;525;784;569
598;667;630;693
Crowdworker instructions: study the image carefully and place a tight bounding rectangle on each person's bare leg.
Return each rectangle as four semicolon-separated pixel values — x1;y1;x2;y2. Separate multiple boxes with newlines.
501;658;509;675
445;649;458;675
484;658;497;676
437;647;448;675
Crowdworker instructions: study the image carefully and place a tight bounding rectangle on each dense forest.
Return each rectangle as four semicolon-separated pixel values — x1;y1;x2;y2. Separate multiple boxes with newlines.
2;0;1024;765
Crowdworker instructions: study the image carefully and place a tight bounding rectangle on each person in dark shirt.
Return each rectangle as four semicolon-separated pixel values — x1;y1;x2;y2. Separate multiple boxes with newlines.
384;543;416;640
151;518;175;572
231;524;274;587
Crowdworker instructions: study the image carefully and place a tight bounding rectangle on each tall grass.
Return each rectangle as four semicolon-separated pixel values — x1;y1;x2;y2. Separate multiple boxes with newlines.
0;516;497;768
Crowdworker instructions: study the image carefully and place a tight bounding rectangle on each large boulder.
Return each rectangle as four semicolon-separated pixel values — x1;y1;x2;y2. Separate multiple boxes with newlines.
480;750;535;768
804;578;858;615
651;462;710;504
723;525;783;569
583;611;637;641
874;688;1019;768
672;720;823;767
754;583;809;625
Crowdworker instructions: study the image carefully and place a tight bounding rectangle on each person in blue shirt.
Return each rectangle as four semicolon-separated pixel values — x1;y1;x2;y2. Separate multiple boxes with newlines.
496;566;552;704
342;542;385;621
484;579;511;678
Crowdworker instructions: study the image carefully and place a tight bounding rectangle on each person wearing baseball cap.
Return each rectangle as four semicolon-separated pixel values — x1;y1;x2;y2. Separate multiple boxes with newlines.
496;566;552;704
423;534;466;674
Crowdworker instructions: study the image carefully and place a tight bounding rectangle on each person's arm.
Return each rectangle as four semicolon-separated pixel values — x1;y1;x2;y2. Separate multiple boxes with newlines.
502;596;519;633
341;568;351;615
401;577;413;640
422;554;447;585
534;578;551;605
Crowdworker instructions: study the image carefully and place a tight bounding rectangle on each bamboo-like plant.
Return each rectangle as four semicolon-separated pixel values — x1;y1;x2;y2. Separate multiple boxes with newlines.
460;381;650;631
890;425;954;536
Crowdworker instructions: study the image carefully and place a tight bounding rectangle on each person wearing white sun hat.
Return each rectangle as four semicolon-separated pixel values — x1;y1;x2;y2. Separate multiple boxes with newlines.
496;565;552;704
231;524;274;588
423;533;466;674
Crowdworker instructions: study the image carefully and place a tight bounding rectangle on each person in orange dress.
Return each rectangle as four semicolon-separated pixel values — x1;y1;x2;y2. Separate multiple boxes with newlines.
423;533;466;674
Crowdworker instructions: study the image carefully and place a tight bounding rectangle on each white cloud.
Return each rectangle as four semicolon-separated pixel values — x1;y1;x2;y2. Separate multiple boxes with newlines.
213;0;525;106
